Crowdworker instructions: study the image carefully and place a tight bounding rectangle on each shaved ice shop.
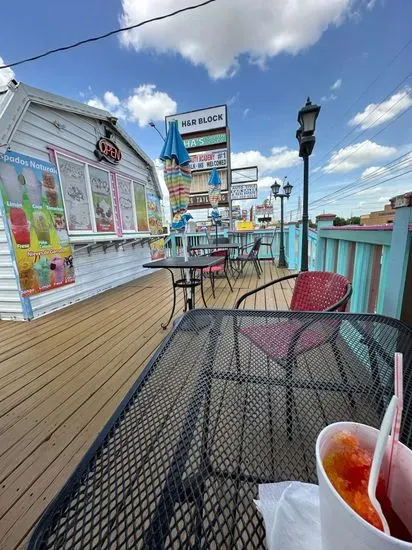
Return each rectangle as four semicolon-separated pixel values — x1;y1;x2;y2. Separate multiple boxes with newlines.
0;81;164;320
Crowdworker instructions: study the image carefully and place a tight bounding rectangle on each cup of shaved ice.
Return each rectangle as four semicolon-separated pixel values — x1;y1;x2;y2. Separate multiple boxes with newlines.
316;422;412;549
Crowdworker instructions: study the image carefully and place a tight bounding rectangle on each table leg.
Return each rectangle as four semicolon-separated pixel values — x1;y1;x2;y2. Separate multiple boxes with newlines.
161;268;178;330
200;269;208;308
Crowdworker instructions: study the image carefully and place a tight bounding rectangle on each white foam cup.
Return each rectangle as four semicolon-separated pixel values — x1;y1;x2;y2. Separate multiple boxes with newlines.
316;422;412;550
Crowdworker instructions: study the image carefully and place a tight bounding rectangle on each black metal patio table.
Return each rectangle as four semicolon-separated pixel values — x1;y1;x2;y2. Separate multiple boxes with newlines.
28;310;412;550
143;256;224;329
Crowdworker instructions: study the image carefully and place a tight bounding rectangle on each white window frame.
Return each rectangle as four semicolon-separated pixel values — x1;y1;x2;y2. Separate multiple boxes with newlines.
116;175;137;233
55;153;95;235
56;152;116;236
87;163;116;234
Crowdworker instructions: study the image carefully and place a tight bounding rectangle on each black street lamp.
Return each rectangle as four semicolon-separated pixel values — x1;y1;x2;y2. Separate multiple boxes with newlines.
296;97;321;271
271;177;293;268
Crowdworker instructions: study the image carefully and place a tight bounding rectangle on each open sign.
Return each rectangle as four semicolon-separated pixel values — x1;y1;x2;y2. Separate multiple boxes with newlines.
94;138;122;164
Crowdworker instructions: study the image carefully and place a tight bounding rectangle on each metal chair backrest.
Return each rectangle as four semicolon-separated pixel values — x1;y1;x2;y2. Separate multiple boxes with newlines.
247;238;262;260
290;271;351;312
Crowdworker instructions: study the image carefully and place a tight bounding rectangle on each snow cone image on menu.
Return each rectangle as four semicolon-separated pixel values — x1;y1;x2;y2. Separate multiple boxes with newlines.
42;172;59;207
18;258;34;292
50;256;65;284
10;207;31;246
33;257;51;288
0;163;23;204
20;167;42;206
33;211;51;245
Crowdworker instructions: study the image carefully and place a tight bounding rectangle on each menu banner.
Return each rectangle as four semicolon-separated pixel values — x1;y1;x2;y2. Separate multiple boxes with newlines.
0;151;75;296
146;192;163;234
150;238;166;260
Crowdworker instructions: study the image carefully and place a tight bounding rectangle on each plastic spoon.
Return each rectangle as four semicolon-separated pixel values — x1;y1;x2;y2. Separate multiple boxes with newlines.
368;394;397;535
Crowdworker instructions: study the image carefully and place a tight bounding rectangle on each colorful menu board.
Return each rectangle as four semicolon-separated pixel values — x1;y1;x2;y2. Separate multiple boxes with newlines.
0;151;75;296
134;182;149;232
146;192;163;235
149;238;166;260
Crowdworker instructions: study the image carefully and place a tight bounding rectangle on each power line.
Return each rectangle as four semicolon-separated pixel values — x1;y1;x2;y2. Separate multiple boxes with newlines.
308;151;412;208
286;152;412;219
289;63;412;191
0;0;217;70
308;168;412;212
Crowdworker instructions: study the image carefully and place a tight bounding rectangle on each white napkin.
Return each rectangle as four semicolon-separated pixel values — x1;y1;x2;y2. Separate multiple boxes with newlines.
254;482;321;550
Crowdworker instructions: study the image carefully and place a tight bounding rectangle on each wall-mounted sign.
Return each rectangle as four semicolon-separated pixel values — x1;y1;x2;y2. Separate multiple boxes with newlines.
231;183;258;200
0;150;75;296
236;221;254;231
231;165;258;184
94;138;122;164
255;205;273;216
166;105;227;135
183;132;226;150
189;149;227;172
189;191;228;209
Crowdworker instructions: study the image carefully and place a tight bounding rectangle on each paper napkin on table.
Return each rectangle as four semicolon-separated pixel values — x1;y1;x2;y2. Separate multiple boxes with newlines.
254;481;321;550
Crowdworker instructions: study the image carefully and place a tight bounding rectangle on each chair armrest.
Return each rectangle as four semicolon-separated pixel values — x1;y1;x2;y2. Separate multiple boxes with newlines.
235;273;299;309
324;284;353;311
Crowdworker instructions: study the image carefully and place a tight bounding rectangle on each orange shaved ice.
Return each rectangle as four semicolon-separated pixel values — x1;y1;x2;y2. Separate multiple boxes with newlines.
323;431;385;530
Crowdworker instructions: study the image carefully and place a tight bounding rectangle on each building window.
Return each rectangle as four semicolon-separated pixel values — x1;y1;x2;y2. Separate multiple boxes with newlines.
57;156;93;232
117;176;136;232
56;151;152;237
88;166;115;232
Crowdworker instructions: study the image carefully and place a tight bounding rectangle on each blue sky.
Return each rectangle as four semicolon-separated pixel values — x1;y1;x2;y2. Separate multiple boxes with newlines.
1;0;411;221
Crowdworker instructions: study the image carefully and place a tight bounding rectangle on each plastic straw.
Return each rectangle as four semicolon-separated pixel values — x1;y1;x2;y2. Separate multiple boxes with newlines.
386;352;403;499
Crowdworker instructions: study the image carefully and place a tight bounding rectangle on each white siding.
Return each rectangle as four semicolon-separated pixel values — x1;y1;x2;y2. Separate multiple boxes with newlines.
29;244;152;318
0;211;24;320
5;102;159;320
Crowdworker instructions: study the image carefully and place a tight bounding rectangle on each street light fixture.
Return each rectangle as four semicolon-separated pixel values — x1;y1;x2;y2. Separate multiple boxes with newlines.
271;177;293;268
296;97;321;271
148;121;165;141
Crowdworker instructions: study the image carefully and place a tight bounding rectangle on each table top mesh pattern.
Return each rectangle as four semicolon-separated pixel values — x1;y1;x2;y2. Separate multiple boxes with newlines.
28;310;412;549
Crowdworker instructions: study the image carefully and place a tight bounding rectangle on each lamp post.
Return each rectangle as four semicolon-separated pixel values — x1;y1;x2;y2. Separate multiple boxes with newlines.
296;97;321;271
271;177;293;268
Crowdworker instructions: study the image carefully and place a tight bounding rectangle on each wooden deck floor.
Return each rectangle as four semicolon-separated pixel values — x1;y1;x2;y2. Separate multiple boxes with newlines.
0;261;293;549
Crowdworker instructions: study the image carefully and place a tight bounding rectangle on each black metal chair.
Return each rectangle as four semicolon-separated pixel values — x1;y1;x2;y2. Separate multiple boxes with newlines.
233;238;262;278
259;232;276;264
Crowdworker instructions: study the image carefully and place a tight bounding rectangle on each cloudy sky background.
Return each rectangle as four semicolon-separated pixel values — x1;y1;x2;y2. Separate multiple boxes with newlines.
1;0;411;222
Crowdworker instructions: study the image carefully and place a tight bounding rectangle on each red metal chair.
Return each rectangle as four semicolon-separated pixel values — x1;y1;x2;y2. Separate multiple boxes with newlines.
235;271;352;438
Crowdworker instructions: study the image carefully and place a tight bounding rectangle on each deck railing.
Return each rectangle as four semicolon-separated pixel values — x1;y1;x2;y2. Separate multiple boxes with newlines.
163;193;411;321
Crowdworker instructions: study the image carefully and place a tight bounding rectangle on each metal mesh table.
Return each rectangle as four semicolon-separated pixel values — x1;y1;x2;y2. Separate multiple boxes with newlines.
28;310;412;549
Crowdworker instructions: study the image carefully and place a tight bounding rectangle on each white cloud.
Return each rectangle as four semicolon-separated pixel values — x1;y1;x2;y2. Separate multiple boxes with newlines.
356;185;382;195
87;84;177;127
243;108;250;117
321;93;337;102
231;146;300;175
119;0;360;79
323;140;396;173
348;89;412;130
227;92;240;106
366;0;376;10
331;78;342;91
360;166;388;180
0;56;15;88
